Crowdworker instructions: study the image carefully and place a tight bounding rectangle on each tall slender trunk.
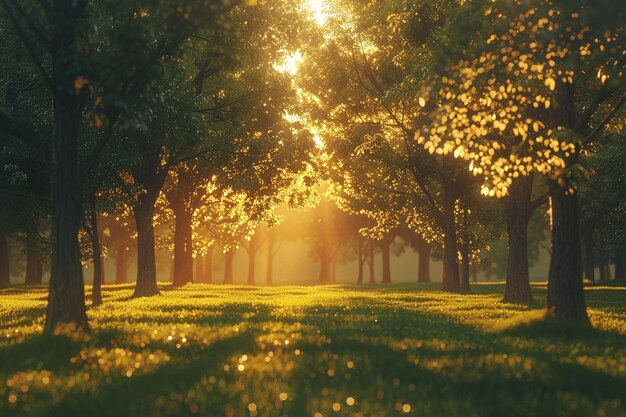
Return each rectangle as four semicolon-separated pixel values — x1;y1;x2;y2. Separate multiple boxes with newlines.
417;244;431;283
368;249;375;284
0;232;9;289
25;236;43;285
503;175;533;302
224;249;234;284
115;244;128;284
380;236;391;284
195;254;205;283
356;242;364;284
581;223;595;282
204;247;213;283
45;101;89;331
88;195;103;306
172;173;193;286
615;249;625;282
441;191;460;292
460;240;471;293
266;236;275;285
546;182;588;322
133;197;160;297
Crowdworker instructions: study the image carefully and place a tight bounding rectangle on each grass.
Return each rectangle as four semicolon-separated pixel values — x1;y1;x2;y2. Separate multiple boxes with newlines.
1;282;626;417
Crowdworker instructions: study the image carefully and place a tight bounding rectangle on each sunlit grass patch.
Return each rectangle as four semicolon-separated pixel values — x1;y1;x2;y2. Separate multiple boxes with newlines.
1;283;626;417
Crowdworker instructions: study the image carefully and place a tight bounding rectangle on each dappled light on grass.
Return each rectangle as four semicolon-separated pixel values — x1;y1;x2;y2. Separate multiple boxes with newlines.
1;284;626;416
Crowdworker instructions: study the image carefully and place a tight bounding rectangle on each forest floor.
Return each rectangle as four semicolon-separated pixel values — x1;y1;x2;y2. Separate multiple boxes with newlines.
1;283;625;417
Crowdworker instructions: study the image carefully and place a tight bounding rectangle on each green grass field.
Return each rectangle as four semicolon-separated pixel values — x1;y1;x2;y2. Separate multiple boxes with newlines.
1;283;626;417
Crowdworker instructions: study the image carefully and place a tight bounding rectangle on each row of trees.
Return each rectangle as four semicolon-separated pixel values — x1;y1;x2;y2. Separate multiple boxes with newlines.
0;0;624;332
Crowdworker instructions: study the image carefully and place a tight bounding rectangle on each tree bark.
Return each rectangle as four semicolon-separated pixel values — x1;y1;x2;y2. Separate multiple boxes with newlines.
45;100;89;331
417;243;431;283
224;249;234;284
25;236;43;285
87;195;103;306
0;232;10;289
368;249;375;284
546;182;588;322
172;173;194;286
204;246;213;283
319;253;331;284
581;223;595;282
132;197;160;297
380;236;391;284
441;191;460;292
356;241;364;284
115;244;129;284
195;254;205;283
503;175;533;303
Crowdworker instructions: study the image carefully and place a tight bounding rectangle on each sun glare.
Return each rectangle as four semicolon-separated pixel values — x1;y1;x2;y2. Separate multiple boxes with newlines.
274;50;303;76
306;0;330;26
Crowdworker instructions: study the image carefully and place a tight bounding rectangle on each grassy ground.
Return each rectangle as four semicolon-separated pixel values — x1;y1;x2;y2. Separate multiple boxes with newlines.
1;283;626;417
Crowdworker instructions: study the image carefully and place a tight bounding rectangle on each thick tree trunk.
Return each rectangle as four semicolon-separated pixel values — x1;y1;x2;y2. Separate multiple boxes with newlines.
441;192;460;292
546;182;588;322
319;254;331;284
224;249;234;284
615;249;625;282
132;198;160;297
172;174;194;286
115;244;128;284
0;232;9;289
380;237;391;284
503;175;533;303
45;106;89;331
417;244;431;283
25;237;43;285
88;196;103;306
195;254;205;283
581;223;595;282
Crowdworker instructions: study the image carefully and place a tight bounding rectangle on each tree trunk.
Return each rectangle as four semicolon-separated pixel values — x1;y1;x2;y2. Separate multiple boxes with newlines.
247;249;256;285
132;197;160;297
380;236;391;284
266;236;275;285
25;237;43;285
368;249;375;284
441;192;460;292
615;249;625;282
460;240;471;293
115;244;128;284
195;254;205;283
503;175;533;303
88;196;103;306
356;242;364;284
546;182;588;322
581;223;595;282
45;105;89;331
319;254;331;284
417;244;431;283
600;260;611;281
204;247;213;283
224;249;234;284
172;173;194;286
0;232;9;289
